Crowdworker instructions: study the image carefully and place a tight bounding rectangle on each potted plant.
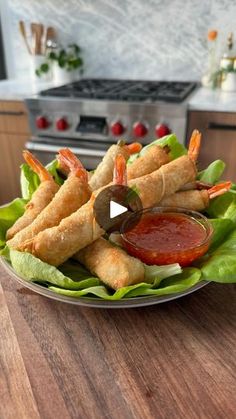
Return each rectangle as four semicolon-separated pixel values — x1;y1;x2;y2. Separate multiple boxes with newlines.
36;43;84;83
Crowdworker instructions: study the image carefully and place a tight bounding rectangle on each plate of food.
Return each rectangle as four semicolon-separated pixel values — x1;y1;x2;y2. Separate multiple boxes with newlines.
1;131;236;308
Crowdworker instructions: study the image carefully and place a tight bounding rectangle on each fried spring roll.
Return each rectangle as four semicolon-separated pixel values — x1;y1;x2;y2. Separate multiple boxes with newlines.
128;155;197;208
20;154;197;266
127;144;170;180
8;149;91;250
88;143;130;191
74;238;145;289
160;190;209;211
160;182;232;212
6;152;60;241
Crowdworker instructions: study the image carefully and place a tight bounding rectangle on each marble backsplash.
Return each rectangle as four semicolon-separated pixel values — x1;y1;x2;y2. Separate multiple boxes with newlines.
2;0;236;81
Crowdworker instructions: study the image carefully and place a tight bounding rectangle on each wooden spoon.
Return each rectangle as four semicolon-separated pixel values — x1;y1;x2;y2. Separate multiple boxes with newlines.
19;20;32;54
31;22;44;55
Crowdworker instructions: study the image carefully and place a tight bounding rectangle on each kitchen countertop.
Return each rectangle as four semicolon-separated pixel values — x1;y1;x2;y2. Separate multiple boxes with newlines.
188;87;236;112
1;262;236;418
0;78;57;100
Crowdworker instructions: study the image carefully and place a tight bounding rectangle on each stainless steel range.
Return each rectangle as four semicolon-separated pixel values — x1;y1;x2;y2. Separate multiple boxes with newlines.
25;79;197;169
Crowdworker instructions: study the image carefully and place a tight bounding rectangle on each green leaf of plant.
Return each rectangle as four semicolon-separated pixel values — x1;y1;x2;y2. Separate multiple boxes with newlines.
40;63;49;73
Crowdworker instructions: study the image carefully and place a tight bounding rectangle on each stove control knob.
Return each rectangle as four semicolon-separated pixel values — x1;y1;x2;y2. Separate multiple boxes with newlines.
111;121;125;136
133;122;148;138
56;117;69;131
155;123;171;138
36;116;49;129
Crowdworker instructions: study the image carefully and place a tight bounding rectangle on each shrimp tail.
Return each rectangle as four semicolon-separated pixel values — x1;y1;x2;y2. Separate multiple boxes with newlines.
125;142;142;155
23;150;52;182
113;154;127;186
208;181;232;199
58;148;88;182
188;130;202;162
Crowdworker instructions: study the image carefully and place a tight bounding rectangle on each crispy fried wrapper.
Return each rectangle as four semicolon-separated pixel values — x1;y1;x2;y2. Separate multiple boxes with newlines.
127;145;170;180
88;144;130;191
160;189;209;211
160;182;232;212
8;176;91;249
128;155;197;208
6;180;60;241
74;238;145;289
20;199;104;266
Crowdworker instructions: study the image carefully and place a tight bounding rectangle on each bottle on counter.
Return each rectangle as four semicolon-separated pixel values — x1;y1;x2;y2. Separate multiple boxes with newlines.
220;32;235;71
220;32;236;92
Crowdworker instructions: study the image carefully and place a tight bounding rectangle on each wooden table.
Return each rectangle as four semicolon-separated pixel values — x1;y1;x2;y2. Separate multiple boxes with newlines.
0;263;236;419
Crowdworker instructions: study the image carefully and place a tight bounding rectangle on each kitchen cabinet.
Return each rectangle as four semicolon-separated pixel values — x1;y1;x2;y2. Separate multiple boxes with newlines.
187;110;236;181
0;101;30;204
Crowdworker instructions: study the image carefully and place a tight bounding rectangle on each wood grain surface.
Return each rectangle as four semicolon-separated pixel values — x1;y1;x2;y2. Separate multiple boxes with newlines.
0;263;236;419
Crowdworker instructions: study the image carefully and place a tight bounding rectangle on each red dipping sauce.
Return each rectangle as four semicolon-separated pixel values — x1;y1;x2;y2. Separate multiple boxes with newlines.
122;208;213;266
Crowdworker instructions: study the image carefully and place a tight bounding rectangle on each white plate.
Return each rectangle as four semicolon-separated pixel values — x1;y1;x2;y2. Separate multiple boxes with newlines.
0;257;208;308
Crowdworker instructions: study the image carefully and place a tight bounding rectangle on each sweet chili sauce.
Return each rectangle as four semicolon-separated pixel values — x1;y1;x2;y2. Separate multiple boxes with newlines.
122;211;212;266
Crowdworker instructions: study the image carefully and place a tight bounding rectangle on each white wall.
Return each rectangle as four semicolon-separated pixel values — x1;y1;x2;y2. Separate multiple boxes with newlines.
2;0;236;81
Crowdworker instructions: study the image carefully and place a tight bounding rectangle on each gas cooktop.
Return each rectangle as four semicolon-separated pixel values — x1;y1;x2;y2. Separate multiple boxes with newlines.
40;79;197;103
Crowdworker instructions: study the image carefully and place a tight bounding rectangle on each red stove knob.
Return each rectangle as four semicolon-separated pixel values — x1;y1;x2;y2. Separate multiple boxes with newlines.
155;123;171;138
111;121;125;136
36;116;49;129
56;118;69;131
133;122;148;138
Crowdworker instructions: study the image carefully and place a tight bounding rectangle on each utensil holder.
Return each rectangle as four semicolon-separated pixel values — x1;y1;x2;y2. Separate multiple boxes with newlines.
53;65;78;84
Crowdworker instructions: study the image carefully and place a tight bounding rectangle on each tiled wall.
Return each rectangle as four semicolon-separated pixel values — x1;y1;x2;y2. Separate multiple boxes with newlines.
3;0;236;80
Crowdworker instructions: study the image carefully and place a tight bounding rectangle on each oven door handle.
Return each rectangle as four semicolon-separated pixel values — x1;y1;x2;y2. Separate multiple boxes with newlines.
26;141;106;157
208;122;236;131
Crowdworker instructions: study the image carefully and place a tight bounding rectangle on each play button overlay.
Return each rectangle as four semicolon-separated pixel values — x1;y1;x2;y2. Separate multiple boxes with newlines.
110;200;128;218
94;185;143;233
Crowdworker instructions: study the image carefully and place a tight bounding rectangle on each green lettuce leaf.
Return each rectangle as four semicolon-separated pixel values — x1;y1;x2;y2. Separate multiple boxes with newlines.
128;134;187;164
201;251;236;283
20;160;64;200
201;228;236;283
20;163;40;200
0;198;27;249
49;267;201;300
206;190;236;221
198;160;225;184
144;263;182;286
10;250;99;290
46;159;64;185
209;218;234;252
6;247;201;300
221;200;236;223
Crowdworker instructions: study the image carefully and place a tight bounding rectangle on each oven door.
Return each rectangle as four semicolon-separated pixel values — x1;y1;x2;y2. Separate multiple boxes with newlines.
26;140;106;170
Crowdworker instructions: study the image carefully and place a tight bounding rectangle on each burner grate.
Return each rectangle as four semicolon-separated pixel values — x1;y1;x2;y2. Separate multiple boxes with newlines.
40;79;197;103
